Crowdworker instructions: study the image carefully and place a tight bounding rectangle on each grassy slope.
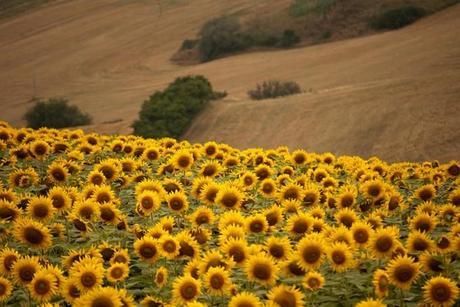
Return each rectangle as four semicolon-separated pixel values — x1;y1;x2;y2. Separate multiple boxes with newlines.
0;0;459;161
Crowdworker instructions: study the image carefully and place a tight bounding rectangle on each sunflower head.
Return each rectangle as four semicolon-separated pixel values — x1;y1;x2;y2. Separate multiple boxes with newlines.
423;276;459;306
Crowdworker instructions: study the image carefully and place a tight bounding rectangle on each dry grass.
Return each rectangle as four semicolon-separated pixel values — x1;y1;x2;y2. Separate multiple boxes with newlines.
0;0;459;161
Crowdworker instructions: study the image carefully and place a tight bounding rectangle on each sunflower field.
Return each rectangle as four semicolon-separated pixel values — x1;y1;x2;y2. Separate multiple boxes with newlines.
0;120;459;307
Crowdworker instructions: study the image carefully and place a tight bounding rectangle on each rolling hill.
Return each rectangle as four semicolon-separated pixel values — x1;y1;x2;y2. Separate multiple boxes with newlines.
0;0;459;161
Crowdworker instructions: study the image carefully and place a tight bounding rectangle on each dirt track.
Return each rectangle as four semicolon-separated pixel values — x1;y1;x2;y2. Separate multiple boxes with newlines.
0;1;459;161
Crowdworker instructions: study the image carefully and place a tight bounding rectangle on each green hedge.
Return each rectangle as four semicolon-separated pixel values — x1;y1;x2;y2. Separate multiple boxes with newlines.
370;5;426;30
132;76;226;139
248;80;302;100
23;98;92;129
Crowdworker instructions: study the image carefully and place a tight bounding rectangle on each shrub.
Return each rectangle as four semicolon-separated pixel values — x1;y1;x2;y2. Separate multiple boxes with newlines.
23;97;92;129
180;39;198;51
198;16;252;62
279;29;301;47
132;75;226;139
289;0;336;17
248;80;302;100
370;5;426;30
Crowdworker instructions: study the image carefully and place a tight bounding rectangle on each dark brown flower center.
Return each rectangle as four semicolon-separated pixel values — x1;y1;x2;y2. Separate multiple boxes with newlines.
180;282;197;300
24;227;44;245
253;263;271;280
210;274;224;289
302;245;321;264
81;272;97;287
34;279;51;295
431;284;451;302
376;236;393;252
394;265;415;282
274;290;297;307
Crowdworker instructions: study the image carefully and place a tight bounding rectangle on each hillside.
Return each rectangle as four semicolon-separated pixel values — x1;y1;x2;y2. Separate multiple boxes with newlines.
0;1;459;161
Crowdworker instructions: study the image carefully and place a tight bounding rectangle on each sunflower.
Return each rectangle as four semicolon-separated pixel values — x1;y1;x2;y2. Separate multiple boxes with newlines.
200;250;234;274
406;230;435;253
420;252;445;274
255;164;273;180
14;218;52;249
267;284;305;307
8;168;39;188
423;276;459;307
135;179;165;197
240;171;258;189
204;266;232;296
92;184;117;205
99;203;121;225
0;248;20;275
61;278;81;303
221;237;249;266
95;160;121;181
27;196;56;221
172;150;194;171
142;146;160;161
330;226;354;246
302;184;321;207
361;179;385;200
87;170;106;186
386;255;421;290
0;276;12;302
259;178;277;198
190;177;213;200
154;266;168;288
228;292;263;307
448;188;460;207
106;263;129;283
164;191;188;213
415;184;437;202
215;185;244;210
335;207;358;228
203;141;218;157
351;221;373;247
159;216;175;233
12;256;40;285
72;200;100;222
159;234;180;259
0;200;19;221
285;213;313;236
327;242;355;272
110;249;131;265
189;228;211;245
355;299;387;307
136;190;161;216
30;140;50;158
372;269;389;297
245;254;278;286
291;149;308;166
409;212;437;233
245;214;268;234
47;161;69;184
312;167;329;183
134;236;159;264
303;270;325;291
265;236;292;261
278;183;305;202
74;286;122;307
199;160;222;177
264;205;283;227
28;270;58;302
172;274;201;304
296;234;326;270
368;226;399;259
48;186;71;212
189;206;215;227
70;258;105;292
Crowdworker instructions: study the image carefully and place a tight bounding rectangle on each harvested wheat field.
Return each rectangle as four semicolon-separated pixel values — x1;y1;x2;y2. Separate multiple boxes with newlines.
0;0;459;162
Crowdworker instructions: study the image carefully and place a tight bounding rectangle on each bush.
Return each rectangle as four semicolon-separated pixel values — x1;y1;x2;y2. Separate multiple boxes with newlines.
248;80;302;100
180;39;198;51
370;5;426;30
198;16;252;62
23;97;92;129
279;29;301;47
289;0;337;17
132;75;226;139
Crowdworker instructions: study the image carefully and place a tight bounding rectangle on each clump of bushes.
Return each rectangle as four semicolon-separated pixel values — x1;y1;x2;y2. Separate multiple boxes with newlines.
23;97;92;129
370;5;426;30
248;80;302;100
132;75;226;139
198;16;252;62
178;16;301;63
